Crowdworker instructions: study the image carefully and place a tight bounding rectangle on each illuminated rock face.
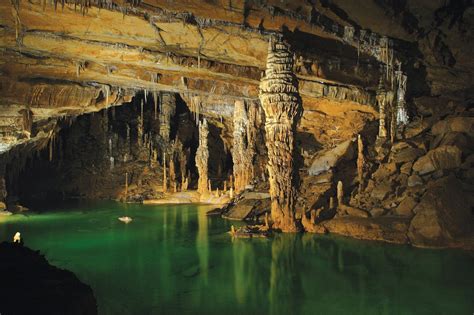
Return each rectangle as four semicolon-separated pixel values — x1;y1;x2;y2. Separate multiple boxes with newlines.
259;37;302;232
195;119;209;194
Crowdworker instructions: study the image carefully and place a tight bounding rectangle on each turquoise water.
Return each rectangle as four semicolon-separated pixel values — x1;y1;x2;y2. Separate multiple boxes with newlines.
0;201;473;315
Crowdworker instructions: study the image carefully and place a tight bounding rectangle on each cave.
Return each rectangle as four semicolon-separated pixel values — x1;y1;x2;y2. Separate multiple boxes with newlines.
0;1;473;314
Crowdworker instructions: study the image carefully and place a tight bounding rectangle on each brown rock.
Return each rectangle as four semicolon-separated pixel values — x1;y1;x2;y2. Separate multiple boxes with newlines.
400;162;413;175
407;174;423;187
395;196;417;216
404;118;433;138
372;163;397;181
391;146;424;164
370;207;387;217
432;116;474;136
322;217;409;244
371;181;393;200
412;145;462;175
408;175;473;247
339;204;370;218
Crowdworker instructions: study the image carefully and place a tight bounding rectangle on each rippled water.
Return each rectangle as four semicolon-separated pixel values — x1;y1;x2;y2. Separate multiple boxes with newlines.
1;201;473;315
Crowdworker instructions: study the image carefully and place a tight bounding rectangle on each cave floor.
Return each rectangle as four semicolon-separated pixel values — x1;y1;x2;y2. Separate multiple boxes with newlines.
0;201;473;315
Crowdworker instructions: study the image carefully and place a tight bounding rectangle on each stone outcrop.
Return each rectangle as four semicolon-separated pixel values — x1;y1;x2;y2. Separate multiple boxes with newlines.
259;37;303;232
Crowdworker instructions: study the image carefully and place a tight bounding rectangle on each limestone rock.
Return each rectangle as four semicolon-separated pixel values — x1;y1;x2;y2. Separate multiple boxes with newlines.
308;139;354;175
395;196;417;216
431;116;474;136
340;205;370;218
412;145;462;175
408;175;473;247
400;161;413;175
372;163;397;181
407;174;423;187
390;146;424;164
371;181;393;200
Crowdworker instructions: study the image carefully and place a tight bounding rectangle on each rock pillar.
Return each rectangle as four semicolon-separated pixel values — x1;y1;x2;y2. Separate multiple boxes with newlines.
232;100;255;192
259;37;302;232
195;119;209;194
159;92;176;142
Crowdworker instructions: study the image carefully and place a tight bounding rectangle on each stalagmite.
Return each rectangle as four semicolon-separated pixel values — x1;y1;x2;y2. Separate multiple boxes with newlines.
223;181;227;193
357;134;365;191
125;172;128;196
163;152;168;193
169;155;176;191
208;179;212;193
232;100;258;192
195;119;209;194
182;177;189;191
376;79;387;139
259;36;303;232
337;181;344;206
329;196;335;209
229;187;234;199
160;92;176;142
395;70;409;126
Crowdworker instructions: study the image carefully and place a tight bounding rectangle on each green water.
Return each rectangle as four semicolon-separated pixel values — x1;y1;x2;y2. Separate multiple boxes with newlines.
0;201;473;315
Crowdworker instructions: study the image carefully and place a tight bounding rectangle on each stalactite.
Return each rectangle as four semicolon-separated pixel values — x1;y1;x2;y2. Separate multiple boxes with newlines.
195;119;209;194
20;108;33;138
159;92;176;142
259;36;302;232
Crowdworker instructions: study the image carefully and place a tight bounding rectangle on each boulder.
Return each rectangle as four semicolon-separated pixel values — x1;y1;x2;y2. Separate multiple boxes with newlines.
412;145;462;175
431;116;474;136
404;118;434;138
308;139;354;175
400;162;413;175
408;175;473;247
0;201;6;211
339;205;370;218
407;174;423;187
390;146;425;164
371;181;393;200
372;163;397;181
395;196;417;216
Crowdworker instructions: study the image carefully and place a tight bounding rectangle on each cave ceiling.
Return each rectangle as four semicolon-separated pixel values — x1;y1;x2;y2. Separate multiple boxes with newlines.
0;0;472;156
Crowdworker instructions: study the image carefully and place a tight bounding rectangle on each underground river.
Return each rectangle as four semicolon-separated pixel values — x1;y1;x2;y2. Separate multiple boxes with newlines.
0;201;473;315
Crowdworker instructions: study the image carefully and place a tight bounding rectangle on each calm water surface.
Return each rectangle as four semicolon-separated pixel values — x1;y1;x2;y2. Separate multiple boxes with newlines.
0;201;473;315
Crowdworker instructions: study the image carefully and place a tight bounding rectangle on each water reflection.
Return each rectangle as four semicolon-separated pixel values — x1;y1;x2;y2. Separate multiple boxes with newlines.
0;202;472;315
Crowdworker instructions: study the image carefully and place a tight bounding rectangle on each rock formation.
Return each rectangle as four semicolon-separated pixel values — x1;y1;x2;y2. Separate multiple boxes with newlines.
259;37;303;232
159;92;176;143
195;119;209;194
232;100;259;192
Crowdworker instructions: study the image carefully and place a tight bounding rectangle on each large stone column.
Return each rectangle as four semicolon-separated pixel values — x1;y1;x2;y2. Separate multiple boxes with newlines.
259;37;302;232
195;119;209;194
159;92;176;142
